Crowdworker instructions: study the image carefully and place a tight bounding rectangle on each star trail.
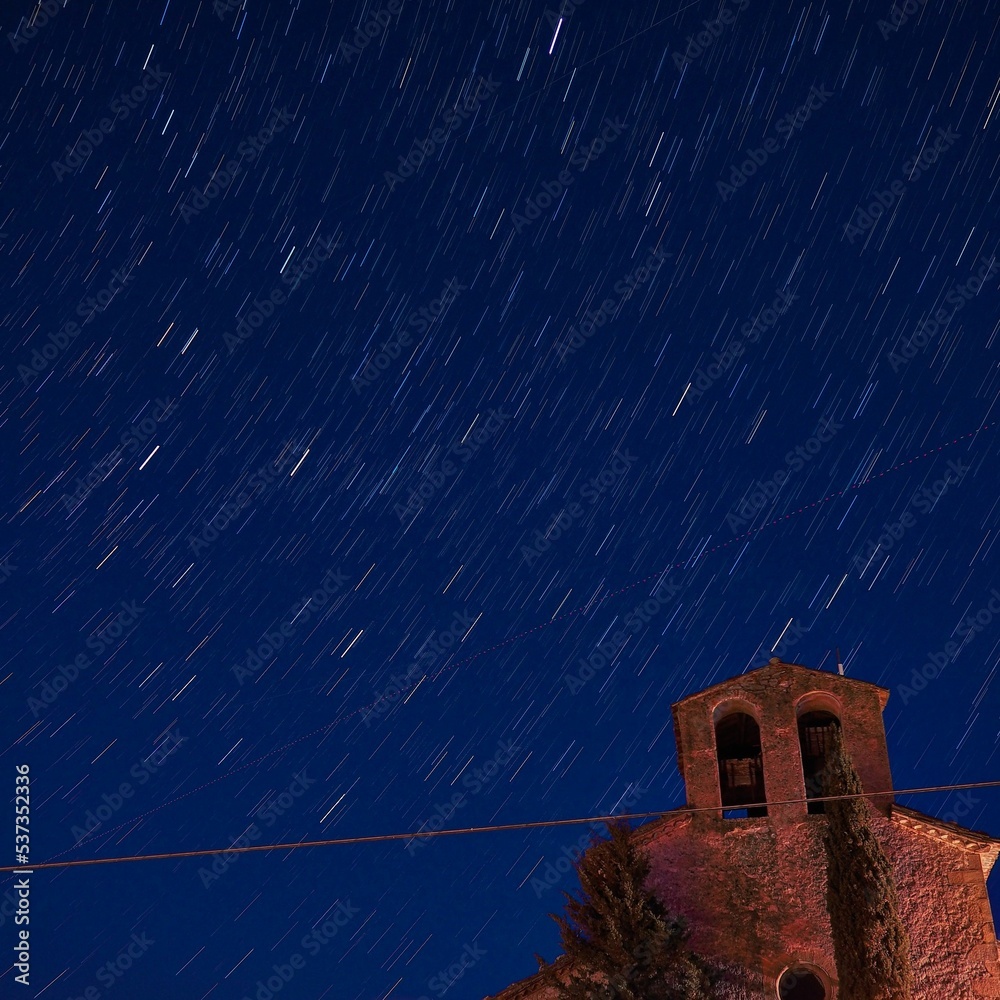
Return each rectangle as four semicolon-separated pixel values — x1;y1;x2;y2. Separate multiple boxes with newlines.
2;0;999;998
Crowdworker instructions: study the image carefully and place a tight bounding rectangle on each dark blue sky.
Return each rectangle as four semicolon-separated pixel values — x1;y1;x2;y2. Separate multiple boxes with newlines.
3;0;999;997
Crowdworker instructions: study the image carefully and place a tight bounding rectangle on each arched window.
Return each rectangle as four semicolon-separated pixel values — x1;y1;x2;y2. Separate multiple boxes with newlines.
798;709;841;813
715;711;767;817
778;966;826;999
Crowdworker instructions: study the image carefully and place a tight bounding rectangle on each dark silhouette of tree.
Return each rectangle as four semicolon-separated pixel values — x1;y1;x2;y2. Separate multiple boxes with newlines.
536;820;713;999
823;728;913;1000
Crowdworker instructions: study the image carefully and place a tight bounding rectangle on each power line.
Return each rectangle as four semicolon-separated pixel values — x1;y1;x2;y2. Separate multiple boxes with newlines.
3;779;997;874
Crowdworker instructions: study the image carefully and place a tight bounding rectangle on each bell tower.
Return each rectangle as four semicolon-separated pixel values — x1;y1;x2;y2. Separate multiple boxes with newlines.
670;656;894;823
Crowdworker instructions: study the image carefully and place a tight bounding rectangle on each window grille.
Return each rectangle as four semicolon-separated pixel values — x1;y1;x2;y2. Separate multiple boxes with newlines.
801;723;836;757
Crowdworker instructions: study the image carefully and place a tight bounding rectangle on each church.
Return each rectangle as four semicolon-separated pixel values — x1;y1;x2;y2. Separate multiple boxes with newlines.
488;658;1000;999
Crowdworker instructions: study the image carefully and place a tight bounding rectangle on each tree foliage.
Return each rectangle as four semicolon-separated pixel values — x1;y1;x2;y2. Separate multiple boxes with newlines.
536;820;713;1000
823;728;913;1000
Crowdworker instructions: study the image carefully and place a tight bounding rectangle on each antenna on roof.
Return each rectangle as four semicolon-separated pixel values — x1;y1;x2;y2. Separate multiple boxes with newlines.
836;647;845;675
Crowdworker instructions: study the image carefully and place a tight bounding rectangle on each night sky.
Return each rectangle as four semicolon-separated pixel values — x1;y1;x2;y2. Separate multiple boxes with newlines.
3;0;1000;997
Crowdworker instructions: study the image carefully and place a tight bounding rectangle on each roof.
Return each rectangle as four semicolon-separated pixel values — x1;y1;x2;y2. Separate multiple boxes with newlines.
485;958;565;1000
671;657;891;710
892;803;1000;874
485;970;546;1000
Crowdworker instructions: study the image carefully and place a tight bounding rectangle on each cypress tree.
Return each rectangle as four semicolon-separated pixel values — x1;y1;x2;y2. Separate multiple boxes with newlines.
823;727;913;1000
536;820;712;999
